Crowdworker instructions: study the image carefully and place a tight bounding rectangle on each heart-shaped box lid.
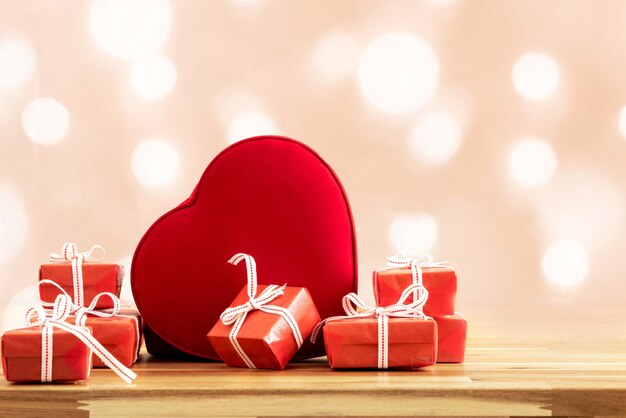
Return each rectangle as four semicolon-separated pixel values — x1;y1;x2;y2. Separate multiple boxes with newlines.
131;136;358;359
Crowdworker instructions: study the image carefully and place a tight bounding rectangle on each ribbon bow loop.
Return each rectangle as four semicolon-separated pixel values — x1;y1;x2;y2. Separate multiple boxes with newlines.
47;243;106;308
36;279;121;327
385;253;451;270
219;253;302;369
49;243;105;262
26;293;73;328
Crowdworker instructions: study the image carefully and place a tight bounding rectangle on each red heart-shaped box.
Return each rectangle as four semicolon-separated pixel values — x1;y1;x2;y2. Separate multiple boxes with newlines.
132;136;358;359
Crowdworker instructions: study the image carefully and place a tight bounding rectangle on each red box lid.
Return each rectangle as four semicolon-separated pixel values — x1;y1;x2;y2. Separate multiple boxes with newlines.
2;326;92;358
132;136;358;360
39;262;123;288
323;317;437;345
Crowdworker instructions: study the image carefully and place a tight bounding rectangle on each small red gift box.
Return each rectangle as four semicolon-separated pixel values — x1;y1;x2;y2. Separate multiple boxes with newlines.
322;317;438;369
39;262;123;309
2;326;92;382
77;309;142;368
208;285;320;369
314;283;438;370
373;266;456;316
433;313;467;363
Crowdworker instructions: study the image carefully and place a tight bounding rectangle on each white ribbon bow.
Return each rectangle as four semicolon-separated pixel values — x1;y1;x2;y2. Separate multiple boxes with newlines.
24;293;136;383
48;243;105;307
219;253;303;369
311;283;429;369
37;279;121;327
385;253;452;301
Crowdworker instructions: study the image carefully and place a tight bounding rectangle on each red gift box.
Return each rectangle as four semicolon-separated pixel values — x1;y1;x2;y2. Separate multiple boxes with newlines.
77;309;142;368
2;327;92;382
132;136;357;360
2;294;137;383
373;265;456;316
314;283;437;370
323;317;438;369
39;262;123;309
207;254;321;369
208;285;320;369
433;313;467;363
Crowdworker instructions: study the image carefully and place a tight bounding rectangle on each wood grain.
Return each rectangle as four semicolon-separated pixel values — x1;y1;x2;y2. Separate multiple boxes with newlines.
1;308;625;417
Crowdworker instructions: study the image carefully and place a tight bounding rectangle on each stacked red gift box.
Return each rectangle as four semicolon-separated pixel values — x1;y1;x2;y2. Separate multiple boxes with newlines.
1;243;141;383
373;254;467;364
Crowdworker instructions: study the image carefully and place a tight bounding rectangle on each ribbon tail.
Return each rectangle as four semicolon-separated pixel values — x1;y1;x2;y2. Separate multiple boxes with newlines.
377;315;389;369
71;256;85;307
41;324;53;382
310;320;324;344
228;314;256;369
52;321;136;383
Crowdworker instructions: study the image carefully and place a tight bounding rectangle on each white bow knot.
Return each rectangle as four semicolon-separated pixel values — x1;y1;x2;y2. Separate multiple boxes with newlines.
384;253;452;300
220;283;286;326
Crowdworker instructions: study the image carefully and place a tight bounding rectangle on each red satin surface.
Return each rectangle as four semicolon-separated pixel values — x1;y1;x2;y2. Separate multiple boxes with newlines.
207;285;321;370
2;327;92;382
132;136;357;360
373;267;457;316
39;263;123;309
323;317;437;369
433;313;467;363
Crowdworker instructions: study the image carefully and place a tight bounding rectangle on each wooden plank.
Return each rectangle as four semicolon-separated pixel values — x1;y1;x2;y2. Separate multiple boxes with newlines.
1;308;624;416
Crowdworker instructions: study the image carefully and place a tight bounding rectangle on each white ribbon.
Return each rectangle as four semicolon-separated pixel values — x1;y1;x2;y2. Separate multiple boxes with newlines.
24;293;136;383
384;253;452;302
311;283;429;369
37;279;121;326
37;279;141;364
48;243;105;307
219;253;303;369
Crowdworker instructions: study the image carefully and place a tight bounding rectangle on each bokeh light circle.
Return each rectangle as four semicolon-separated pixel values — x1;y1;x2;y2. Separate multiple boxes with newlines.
0;38;37;89
389;213;437;254
533;168;623;251
132;139;178;187
509;138;557;187
409;112;462;165
21;98;70;145
227;110;277;143
512;52;559;101
313;30;359;82
358;33;438;113
130;53;177;100
90;0;171;60
542;240;589;288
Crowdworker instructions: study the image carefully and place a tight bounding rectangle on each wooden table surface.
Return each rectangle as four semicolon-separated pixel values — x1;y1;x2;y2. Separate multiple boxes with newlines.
1;308;625;417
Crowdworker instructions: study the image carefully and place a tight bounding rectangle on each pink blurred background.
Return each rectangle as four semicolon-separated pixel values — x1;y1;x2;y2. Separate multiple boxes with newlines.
1;0;625;333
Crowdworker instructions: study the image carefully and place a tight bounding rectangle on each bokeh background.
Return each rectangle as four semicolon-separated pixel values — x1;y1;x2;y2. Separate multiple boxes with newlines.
1;0;625;333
